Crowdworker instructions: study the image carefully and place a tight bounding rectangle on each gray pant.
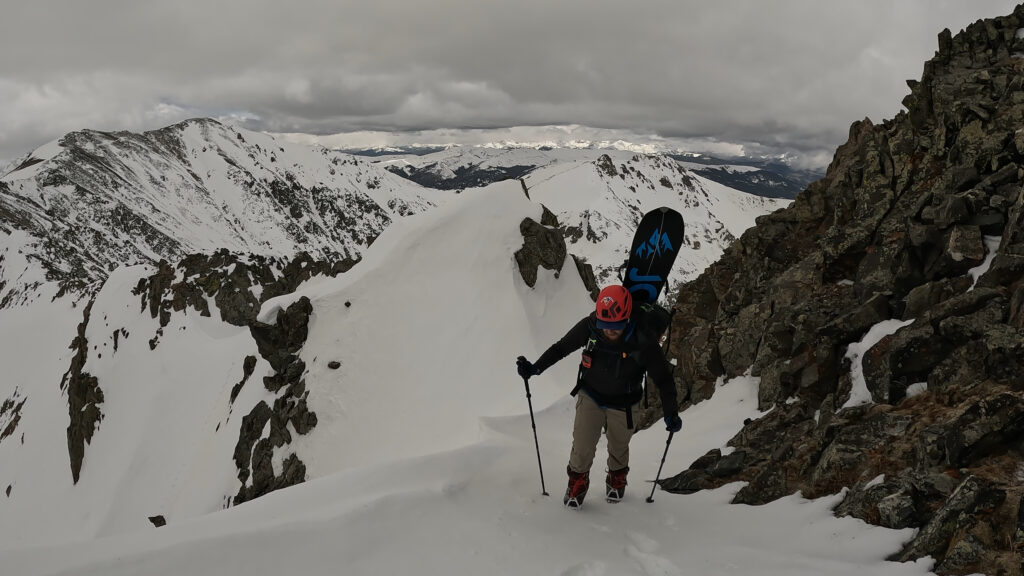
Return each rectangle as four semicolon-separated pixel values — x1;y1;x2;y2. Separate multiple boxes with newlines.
568;393;639;474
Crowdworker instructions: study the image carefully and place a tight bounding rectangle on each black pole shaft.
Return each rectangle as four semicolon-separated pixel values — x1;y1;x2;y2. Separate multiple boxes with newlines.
646;431;674;503
523;376;549;496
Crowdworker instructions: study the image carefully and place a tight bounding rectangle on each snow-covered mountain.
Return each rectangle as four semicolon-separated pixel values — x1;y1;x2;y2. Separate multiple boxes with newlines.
353;143;821;199
522;150;789;293
374;145;578;189
363;145;789;295
673;155;821;199
0;127;786;310
0;181;924;576
0;118;440;306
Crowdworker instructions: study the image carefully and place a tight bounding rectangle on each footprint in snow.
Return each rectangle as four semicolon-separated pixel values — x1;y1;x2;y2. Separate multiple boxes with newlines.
625;530;682;576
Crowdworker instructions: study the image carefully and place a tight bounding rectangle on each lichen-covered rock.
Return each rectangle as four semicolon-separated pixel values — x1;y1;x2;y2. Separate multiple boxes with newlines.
659;7;1024;573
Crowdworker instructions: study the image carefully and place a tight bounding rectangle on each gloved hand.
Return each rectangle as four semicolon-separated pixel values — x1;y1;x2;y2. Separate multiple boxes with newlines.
516;356;539;379
664;414;682;433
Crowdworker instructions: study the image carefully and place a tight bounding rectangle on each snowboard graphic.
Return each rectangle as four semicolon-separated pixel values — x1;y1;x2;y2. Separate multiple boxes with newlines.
621;207;685;304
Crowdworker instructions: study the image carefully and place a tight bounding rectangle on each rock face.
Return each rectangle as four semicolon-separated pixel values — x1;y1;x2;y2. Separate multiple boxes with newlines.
661;8;1024;575
60;301;104;484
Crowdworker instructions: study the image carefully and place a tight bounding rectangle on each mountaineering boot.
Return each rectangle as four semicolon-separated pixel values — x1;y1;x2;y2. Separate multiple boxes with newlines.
563;466;590;509
605;467;629;502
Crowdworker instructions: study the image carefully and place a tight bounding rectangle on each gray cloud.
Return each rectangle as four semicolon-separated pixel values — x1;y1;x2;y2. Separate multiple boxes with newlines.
1;1;1020;169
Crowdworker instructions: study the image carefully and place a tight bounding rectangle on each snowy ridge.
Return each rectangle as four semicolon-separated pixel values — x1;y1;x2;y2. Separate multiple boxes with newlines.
0;119;441;306
0;180;930;575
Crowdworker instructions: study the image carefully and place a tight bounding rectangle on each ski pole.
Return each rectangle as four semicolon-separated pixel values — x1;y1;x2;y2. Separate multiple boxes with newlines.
646;431;674;503
522;375;549;496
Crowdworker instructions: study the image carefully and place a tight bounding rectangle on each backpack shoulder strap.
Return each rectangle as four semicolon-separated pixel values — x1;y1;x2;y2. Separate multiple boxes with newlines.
570;321;601;397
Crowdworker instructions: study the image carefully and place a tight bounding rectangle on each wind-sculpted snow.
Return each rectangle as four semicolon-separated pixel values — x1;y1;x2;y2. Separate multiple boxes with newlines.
0;119;439;306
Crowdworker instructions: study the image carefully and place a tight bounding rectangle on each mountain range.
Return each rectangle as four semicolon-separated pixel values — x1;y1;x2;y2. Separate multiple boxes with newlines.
345;143;821;199
0;119;439;307
0;121;787;309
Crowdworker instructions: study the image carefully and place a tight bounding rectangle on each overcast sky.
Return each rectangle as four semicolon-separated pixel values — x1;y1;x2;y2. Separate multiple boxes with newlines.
2;1;1020;170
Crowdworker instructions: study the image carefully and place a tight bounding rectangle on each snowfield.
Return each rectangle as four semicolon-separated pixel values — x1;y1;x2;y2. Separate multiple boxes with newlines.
0;180;935;575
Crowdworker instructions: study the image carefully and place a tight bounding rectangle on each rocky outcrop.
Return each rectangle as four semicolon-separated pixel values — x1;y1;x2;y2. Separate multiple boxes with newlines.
129;251;347;505
661;7;1024;575
132;249;357;330
515;214;566;288
59;301;104;484
0;388;26;445
61;250;351;499
235;296;316;505
515;205;600;298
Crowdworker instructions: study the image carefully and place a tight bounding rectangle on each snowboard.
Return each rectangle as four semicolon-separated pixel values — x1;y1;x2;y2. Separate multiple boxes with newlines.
621;207;685;304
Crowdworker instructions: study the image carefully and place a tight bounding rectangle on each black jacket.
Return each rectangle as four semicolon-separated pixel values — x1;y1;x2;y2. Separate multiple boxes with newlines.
533;312;678;418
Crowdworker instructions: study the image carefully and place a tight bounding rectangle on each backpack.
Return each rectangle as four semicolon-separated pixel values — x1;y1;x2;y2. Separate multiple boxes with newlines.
630;302;674;348
629;302;676;412
572;302;676;429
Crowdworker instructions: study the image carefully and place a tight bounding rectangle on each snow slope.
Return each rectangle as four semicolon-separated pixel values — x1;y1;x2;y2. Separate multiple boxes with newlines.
0;180;934;575
0;264;273;546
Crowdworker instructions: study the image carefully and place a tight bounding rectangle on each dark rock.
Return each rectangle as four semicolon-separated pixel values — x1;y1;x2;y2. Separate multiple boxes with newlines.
836;476;917;529
902;277;972;320
570;254;599;301
896;476;1005;563
514;217;567;288
233;401;272;485
689;449;723;470
60;300;105;484
969;210;1005;236
732;466;788;506
1014;494;1024;551
230;355;258;404
709;450;747;477
937;533;983;574
327;361;341;370
234;296;318;506
0;393;25;444
596;154;618;178
250;298;313;373
876;490;917;529
540;205;559;227
935;196;971;229
818;292;890;342
148;515;166;527
862;321;946;404
935;392;1024;467
659;469;711;495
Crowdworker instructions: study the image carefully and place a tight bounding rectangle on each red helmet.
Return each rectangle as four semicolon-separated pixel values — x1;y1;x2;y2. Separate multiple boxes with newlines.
595;285;632;330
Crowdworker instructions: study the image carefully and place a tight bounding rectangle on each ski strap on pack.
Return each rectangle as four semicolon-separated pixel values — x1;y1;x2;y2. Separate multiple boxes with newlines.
571;335;599;397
